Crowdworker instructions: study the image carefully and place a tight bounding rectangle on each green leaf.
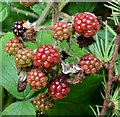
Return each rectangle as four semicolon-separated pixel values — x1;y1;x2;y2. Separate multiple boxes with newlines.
36;30;53;46
31;2;46;15
47;74;103;115
24;42;38;51
63;2;97;15
0;3;9;22
2;101;36;115
0;32;34;100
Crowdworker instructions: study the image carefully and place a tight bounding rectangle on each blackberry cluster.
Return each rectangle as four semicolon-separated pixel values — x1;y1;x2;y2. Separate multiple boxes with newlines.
48;77;70;99
15;48;34;68
34;45;60;68
33;93;54;112
27;69;48;91
52;22;71;40
4;38;23;55
12;21;27;37
74;12;100;37
80;53;100;74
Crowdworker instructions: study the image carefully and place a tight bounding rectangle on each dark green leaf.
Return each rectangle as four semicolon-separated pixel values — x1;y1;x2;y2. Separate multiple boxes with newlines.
2;101;36;115
63;2;97;15
47;74;103;115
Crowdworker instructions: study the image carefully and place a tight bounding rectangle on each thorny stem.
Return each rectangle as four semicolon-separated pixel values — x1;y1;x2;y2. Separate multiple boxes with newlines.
100;33;120;116
10;6;38;18
36;2;53;27
52;1;59;48
36;26;52;31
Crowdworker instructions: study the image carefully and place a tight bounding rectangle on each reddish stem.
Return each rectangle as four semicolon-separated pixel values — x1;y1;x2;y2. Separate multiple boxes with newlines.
100;33;120;116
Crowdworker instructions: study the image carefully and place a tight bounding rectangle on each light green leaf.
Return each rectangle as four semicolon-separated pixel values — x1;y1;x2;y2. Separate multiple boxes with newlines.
24;42;38;51
0;3;9;22
2;101;36;115
0;32;34;100
36;30;53;46
31;2;46;15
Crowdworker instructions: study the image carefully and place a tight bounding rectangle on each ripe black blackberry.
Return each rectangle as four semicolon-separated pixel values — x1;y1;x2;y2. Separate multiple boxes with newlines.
12;20;27;37
33;93;54;112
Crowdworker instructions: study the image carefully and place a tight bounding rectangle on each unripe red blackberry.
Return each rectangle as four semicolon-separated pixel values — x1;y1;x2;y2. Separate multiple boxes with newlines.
74;12;100;37
15;48;34;68
20;0;39;7
52;22;71;40
33;45;60;68
80;53;101;74
4;38;23;55
48;77;70;99
33;93;54;112
27;69;48;91
12;20;27;37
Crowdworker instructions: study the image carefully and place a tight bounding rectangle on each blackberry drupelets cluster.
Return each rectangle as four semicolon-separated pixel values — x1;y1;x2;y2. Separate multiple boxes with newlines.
33;45;60;68
80;54;101;74
33;93;54;112
15;48;34;68
52;22;71;40
27;69;48;91
48;77;70;99
74;12;100;37
4;38;23;56
12;20;27;37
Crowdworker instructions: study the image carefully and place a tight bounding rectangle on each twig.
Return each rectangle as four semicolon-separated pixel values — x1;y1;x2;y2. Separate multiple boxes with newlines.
52;2;59;24
52;1;59;48
100;32;120;116
10;6;38;18
36;2;53;27
36;26;52;31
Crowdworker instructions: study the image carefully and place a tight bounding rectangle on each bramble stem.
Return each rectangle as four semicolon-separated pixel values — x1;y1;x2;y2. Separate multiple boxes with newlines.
36;26;52;31
10;6;38;18
100;31;120;116
36;2;53;26
52;1;59;48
